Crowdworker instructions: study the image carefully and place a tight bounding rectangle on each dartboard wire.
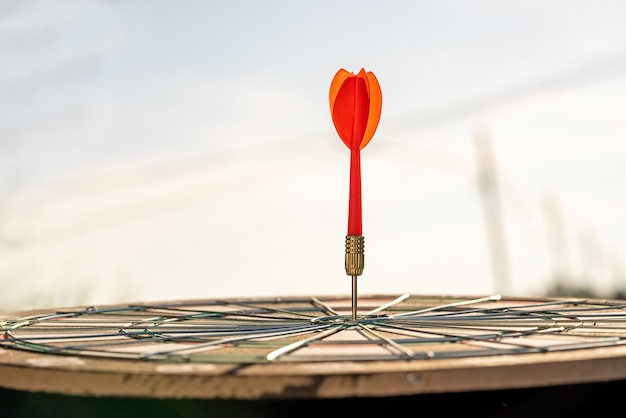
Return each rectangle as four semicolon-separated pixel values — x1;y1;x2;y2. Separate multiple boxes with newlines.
2;323;339;362
3;315;311;343
375;298;619;327
356;322;415;359
350;302;624;352
16;300;318;331
119;322;327;341
72;300;626;336
381;297;616;320
119;314;311;334
143;302;322;322
259;297;603;361
0;302;580;348
1;312;87;331
219;300;324;320
400;298;600;319
129;298;331;321
331;297;575;330
1;296;389;360
120;306;315;324
266;324;345;361
365;318;542;340
430;302;626;332
0;294;521;331
307;294;501;324
5;295;626;364
84;298;331;329
375;315;568;332
364;293;411;315
352;324;624;359
366;317;626;354
139;323;339;361
262;295;457;361
393;324;582;348
310;297;341;317
386;294;502;319
2;299;339;352
5;320;335;355
353;319;545;353
0;299;597;337
3;310;322;339
305;293;412;325
371;308;588;338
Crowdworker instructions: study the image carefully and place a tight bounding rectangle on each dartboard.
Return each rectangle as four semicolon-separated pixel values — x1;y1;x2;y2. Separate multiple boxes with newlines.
2;293;626;399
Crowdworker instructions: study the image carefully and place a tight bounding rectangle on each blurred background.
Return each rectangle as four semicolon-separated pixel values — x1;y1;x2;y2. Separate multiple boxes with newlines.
1;0;626;312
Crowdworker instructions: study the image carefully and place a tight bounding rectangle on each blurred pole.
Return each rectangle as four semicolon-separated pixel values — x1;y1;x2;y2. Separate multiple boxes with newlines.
541;192;571;283
577;226;602;295
610;253;625;298
472;129;512;295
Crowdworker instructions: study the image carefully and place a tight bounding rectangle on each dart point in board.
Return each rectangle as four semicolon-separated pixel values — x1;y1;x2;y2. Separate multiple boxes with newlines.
329;68;382;320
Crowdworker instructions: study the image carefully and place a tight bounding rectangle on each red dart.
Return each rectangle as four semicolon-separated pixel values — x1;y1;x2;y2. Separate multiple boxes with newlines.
329;68;382;320
329;68;382;236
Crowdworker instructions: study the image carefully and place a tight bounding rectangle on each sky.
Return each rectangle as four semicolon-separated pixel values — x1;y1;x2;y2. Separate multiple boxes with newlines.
1;0;626;311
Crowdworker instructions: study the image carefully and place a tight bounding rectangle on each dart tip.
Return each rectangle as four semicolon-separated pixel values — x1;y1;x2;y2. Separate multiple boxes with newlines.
352;275;358;321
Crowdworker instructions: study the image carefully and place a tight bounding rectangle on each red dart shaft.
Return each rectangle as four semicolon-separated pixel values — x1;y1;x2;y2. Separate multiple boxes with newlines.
348;142;362;236
347;75;365;236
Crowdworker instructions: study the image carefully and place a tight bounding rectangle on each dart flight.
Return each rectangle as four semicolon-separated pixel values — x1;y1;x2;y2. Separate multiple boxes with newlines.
329;68;382;236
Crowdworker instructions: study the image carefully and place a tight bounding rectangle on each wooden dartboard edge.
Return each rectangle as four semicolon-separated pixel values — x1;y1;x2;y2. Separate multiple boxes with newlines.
2;294;626;400
2;340;626;400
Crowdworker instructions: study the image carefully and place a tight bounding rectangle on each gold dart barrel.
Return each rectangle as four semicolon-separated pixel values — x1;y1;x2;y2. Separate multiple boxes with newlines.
345;235;365;276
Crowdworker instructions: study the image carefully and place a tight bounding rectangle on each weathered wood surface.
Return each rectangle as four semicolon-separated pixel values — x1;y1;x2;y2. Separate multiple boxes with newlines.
3;342;626;399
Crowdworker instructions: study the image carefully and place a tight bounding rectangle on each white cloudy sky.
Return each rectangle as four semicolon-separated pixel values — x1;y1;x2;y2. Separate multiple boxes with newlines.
1;0;626;311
